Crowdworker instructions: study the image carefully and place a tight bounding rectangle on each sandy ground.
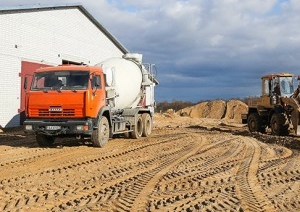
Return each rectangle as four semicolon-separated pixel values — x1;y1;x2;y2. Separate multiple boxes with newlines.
0;114;299;211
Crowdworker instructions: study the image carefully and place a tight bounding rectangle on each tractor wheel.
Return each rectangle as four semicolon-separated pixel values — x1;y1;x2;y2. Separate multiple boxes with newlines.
270;113;289;136
91;116;110;147
36;134;55;147
142;113;152;137
247;113;266;133
130;114;143;139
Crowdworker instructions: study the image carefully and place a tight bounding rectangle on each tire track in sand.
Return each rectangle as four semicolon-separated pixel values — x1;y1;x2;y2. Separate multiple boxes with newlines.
130;135;207;211
236;137;277;212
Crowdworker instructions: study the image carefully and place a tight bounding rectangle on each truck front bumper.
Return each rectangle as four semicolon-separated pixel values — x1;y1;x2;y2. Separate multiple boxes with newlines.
23;119;94;136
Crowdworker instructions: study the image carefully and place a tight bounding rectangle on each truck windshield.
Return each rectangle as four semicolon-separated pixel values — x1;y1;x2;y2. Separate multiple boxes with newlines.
279;76;294;97
31;71;89;91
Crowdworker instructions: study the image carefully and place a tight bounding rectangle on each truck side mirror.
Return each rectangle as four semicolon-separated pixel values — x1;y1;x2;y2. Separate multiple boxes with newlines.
24;77;28;89
92;76;101;88
91;76;101;96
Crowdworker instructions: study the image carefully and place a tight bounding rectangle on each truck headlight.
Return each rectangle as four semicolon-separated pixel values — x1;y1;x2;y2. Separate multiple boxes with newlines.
25;125;33;131
76;125;89;131
76;125;84;131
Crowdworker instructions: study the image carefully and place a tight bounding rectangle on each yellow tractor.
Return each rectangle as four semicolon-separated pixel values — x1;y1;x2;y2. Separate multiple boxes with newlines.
242;73;300;136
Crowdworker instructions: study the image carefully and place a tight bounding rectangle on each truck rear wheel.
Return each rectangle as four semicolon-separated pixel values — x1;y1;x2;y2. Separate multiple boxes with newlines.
91;116;110;147
270;113;289;136
142;113;152;137
248;113;266;133
36;134;55;147
130;114;143;139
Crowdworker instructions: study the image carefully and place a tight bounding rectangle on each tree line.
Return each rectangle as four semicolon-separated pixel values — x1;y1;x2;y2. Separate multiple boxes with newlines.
155;100;195;113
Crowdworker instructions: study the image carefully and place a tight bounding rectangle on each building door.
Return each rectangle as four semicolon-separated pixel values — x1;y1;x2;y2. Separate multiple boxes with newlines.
19;61;51;124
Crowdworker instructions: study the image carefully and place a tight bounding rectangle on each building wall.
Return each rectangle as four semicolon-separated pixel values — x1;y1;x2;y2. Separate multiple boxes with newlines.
0;8;125;127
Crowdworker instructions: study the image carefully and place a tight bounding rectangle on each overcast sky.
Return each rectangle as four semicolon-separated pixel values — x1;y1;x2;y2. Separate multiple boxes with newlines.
1;0;300;102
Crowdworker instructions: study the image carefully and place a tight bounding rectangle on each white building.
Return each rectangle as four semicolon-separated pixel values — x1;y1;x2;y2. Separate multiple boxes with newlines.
0;4;128;128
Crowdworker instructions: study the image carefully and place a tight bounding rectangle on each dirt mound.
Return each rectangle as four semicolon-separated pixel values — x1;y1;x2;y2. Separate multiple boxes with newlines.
185;100;226;119
224;100;248;120
178;100;248;122
190;101;209;118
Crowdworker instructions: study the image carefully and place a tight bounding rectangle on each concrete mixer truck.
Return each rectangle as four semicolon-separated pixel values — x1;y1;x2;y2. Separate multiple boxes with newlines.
23;53;158;147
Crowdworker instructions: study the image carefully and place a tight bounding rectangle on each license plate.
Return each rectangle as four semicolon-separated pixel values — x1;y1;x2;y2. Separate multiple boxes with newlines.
46;126;61;130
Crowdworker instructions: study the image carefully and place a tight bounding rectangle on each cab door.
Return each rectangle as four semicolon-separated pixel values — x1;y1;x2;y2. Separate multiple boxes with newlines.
87;73;106;118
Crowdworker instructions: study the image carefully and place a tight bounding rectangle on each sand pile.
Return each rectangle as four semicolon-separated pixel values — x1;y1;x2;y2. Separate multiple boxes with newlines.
178;100;248;122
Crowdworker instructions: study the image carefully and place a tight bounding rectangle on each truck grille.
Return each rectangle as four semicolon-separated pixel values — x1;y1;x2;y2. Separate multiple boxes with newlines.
38;109;75;117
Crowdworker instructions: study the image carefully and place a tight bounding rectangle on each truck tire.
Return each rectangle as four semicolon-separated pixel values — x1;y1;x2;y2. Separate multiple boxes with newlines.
91;116;110;147
130;114;143;139
142;113;152;137
247;113;266;133
270;113;289;136
36;134;55;147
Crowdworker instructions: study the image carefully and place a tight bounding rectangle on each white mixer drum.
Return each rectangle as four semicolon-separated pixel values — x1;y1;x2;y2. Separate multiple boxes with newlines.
96;57;143;110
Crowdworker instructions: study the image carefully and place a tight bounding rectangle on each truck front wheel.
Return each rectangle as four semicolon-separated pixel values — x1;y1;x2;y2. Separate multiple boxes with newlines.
142;113;152;137
92;116;110;147
270;113;289;136
36;134;55;147
130;114;143;139
248;113;266;133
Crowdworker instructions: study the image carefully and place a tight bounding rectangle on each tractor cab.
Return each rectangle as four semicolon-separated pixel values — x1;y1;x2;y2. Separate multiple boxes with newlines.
261;73;294;105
